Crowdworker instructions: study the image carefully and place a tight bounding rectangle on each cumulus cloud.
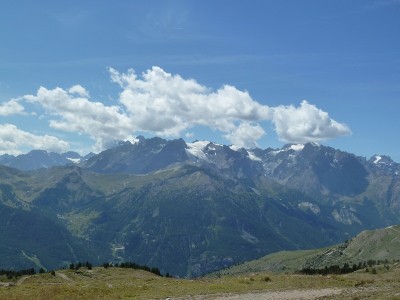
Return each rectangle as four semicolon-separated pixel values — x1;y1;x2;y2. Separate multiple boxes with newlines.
68;84;90;98
18;66;351;152
0;124;69;155
110;66;271;146
0;99;25;116
24;86;134;151
185;132;194;138
272;100;352;143
223;122;265;148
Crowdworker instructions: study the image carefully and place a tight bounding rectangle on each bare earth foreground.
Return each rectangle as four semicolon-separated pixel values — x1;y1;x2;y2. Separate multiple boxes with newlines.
181;287;343;299
209;288;342;299
1;265;400;299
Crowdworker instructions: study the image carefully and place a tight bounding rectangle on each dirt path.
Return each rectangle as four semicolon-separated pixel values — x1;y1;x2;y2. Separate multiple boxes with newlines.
0;282;11;287
0;275;30;287
177;288;343;299
16;276;30;286
215;288;343;299
56;273;74;283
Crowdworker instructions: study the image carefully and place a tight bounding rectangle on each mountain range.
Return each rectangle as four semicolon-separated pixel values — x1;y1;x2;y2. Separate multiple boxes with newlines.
0;150;94;171
0;136;399;277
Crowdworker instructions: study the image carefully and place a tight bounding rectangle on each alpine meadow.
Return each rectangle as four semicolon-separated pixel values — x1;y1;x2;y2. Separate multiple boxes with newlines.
1;1;400;299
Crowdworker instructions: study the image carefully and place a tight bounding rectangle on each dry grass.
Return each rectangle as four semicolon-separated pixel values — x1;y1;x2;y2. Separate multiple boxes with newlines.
0;265;400;299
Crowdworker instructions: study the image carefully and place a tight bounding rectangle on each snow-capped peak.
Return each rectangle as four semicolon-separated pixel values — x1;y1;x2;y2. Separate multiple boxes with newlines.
229;145;241;152
373;155;382;164
186;140;211;160
370;155;395;166
278;143;305;154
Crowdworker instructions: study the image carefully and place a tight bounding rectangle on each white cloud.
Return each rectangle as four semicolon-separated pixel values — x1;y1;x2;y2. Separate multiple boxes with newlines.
68;85;90;98
185;132;194;139
223;122;265;148
24;86;134;152
0;99;25;116
18;67;351;152
110;66;271;147
272;100;352;143
0;124;69;155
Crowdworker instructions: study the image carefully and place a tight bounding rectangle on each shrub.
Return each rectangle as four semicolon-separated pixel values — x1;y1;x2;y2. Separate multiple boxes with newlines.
262;276;271;282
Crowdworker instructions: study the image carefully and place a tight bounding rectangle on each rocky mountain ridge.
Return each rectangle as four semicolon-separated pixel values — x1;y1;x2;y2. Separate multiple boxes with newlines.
0;136;399;277
1;137;398;180
0;150;95;171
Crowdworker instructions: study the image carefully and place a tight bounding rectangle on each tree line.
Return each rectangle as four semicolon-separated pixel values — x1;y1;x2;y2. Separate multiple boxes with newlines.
0;268;36;279
69;261;93;270
0;261;171;279
300;259;399;275
102;261;171;277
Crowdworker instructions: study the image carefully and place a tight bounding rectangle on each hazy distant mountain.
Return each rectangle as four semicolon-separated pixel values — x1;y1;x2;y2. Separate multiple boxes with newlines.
0;136;399;277
248;143;400;228
0;150;87;171
83;137;189;174
82;137;263;178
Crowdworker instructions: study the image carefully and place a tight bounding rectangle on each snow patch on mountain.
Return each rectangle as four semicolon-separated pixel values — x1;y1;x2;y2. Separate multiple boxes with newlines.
66;157;80;164
270;144;305;156
229;145;241;152
298;202;321;214
271;149;284;155
131;137;141;144
373;155;382;164
247;150;262;161
186;141;210;160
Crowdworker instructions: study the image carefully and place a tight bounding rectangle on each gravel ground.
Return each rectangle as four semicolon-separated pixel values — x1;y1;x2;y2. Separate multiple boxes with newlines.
175;288;343;299
212;288;343;299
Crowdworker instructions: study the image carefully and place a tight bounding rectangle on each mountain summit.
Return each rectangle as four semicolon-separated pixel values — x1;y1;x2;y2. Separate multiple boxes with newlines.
0;137;399;277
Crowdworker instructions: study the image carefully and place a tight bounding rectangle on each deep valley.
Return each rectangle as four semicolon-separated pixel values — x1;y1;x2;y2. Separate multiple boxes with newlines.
1;137;400;278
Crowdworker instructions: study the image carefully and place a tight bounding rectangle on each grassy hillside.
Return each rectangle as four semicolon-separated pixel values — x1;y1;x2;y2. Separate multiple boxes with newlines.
218;224;400;276
1;264;400;299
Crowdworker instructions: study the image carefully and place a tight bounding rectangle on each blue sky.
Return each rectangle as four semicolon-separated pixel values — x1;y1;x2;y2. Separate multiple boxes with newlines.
0;0;399;161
